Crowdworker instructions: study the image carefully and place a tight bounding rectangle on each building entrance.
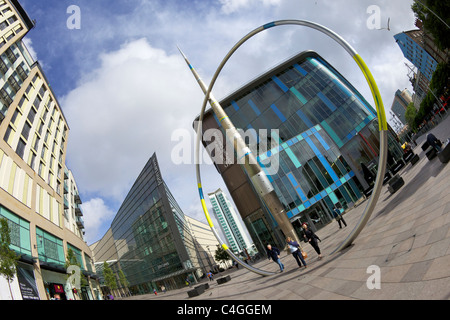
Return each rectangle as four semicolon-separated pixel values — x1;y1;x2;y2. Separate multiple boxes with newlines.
291;202;332;238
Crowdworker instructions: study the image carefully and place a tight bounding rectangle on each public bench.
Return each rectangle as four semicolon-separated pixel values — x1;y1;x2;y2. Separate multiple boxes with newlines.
217;275;231;285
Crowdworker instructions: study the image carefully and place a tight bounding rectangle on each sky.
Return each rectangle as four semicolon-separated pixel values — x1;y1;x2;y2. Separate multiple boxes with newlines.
18;0;417;245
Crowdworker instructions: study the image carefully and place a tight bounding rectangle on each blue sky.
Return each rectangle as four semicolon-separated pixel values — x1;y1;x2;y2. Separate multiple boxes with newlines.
18;0;417;244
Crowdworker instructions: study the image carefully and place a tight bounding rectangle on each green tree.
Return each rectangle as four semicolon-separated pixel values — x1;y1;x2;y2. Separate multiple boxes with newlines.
429;62;450;98
103;261;117;294
412;0;450;51
0;218;20;300
405;102;418;131
65;248;88;293
214;245;231;267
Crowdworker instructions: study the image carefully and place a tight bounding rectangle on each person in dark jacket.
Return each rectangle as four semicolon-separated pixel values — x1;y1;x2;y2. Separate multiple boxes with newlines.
302;223;323;259
266;244;284;272
332;207;347;229
286;237;307;269
426;133;442;152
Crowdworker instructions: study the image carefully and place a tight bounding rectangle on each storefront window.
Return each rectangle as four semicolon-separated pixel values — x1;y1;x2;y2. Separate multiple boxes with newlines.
0;206;31;257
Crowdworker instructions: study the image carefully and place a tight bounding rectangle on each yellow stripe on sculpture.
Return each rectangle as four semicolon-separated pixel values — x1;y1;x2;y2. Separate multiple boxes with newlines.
353;54;388;131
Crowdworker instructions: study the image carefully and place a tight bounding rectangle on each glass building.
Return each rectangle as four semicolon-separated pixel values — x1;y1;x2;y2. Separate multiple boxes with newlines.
196;50;404;253
92;153;201;295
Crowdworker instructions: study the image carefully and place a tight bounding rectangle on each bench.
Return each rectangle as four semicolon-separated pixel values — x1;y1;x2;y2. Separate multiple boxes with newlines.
187;285;205;298
195;283;210;291
217;275;231;285
437;142;450;164
387;174;404;194
410;154;420;166
426;148;437;160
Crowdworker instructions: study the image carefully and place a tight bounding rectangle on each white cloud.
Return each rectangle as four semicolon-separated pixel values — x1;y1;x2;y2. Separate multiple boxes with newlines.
80;197;116;244
63;38;202;199
219;0;281;14
22;38;38;63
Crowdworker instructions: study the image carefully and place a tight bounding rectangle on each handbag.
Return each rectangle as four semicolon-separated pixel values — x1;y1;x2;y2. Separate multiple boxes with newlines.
301;251;307;259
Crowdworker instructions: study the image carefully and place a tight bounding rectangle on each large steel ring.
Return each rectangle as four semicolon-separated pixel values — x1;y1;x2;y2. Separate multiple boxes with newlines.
195;19;388;276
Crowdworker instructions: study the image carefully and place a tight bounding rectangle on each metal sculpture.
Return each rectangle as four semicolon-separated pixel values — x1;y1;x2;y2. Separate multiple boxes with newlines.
180;19;388;276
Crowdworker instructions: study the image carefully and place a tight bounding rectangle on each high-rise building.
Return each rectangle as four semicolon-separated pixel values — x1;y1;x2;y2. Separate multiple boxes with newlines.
195;50;404;253
91;153;203;296
391;89;413;125
394;30;438;82
208;188;256;257
0;0;99;300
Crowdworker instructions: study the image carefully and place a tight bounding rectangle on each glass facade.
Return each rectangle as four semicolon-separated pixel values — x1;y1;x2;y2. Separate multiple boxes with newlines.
103;153;200;295
201;51;403;250
0;204;31;258
35;227;65;269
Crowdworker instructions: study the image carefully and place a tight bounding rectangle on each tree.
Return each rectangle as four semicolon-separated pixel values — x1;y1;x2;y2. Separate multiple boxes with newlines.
103;261;117;294
0;218;20;300
214;245;231;268
65;248;88;297
412;0;450;51
118;269;130;295
405;102;418;131
429;62;450;98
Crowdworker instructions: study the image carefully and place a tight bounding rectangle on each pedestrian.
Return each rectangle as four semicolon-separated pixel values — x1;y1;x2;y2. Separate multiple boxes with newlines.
426;133;442;152
266;244;284;272
153;288;157;295
161;285;166;293
302;223;323;259
207;271;214;281
185;277;191;287
286;237;307;269
332;207;347;229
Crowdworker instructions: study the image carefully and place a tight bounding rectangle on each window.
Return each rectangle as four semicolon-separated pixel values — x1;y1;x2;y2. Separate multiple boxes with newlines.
21;121;31;140
27;106;37;124
16;138;26;159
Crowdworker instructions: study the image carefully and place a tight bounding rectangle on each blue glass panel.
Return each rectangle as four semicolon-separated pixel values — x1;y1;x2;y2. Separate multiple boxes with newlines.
296;109;314;128
294;63;308;76
296;187;308;202
287;173;298;187
290;87;308;105
272;76;289;92
271;104;287;122
314;132;330;150
248;99;261;116
317;92;337;112
231;101;240;111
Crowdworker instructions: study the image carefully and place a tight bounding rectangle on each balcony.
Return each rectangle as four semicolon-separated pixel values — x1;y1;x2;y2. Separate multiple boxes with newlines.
76;216;84;229
75;203;83;217
74;193;82;204
63;195;69;209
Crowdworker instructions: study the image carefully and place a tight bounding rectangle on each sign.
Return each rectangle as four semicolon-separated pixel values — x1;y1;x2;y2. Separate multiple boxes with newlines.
16;263;40;300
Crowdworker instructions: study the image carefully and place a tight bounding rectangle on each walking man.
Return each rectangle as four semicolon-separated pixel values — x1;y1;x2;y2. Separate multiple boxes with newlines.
333;207;347;229
266;244;284;272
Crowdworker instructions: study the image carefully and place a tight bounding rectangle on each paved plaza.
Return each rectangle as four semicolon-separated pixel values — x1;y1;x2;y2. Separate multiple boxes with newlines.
123;115;450;301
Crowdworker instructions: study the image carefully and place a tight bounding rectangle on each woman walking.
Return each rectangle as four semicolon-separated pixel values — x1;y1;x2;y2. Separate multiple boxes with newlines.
302;223;323;259
286;237;307;269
